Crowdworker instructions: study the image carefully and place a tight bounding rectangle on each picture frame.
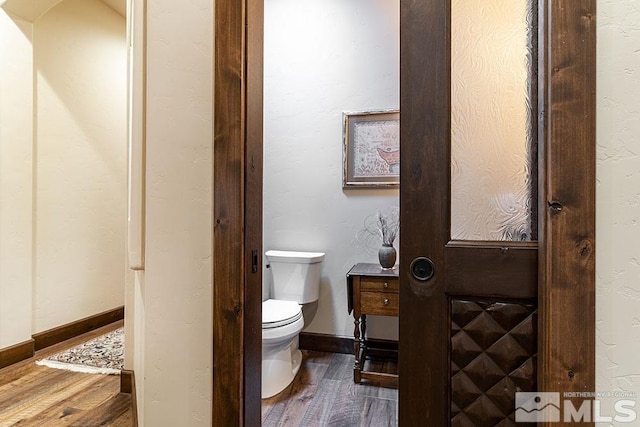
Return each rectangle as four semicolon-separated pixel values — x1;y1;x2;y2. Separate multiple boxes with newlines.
343;110;400;188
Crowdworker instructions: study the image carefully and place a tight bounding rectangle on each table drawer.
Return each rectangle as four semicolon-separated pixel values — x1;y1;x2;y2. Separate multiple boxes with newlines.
360;277;399;293
360;291;399;316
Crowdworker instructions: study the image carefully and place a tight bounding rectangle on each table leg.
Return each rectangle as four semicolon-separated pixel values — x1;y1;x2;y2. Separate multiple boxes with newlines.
361;314;367;348
353;316;361;383
360;314;367;372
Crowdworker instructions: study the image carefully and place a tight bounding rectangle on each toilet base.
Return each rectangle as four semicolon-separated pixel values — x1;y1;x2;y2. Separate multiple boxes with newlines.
261;336;302;399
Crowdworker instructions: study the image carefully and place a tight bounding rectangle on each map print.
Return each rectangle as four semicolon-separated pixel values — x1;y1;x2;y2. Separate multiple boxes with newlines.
353;120;400;178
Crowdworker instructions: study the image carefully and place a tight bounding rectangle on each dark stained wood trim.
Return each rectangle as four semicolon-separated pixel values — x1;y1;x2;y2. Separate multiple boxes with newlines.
445;242;538;299
0;339;35;369
299;332;353;354
120;369;138;425
120;369;134;394
299;333;399;357
360;371;398;389
244;0;263;423
213;0;261;423
32;306;124;351
399;0;450;424
538;1;596;425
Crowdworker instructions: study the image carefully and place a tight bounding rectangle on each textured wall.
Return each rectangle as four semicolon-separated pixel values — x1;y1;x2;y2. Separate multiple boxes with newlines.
264;0;400;340
141;0;213;424
0;11;33;348
596;0;640;412
33;0;126;332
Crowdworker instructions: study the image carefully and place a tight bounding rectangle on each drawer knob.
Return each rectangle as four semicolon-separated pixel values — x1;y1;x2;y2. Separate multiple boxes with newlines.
383;282;389;289
383;298;390;306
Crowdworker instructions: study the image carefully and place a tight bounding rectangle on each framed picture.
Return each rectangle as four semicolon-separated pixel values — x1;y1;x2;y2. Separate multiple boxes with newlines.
343;110;400;188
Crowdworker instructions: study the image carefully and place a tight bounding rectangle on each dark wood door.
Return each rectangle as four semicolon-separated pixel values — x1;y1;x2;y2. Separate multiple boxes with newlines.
399;0;539;421
399;1;596;426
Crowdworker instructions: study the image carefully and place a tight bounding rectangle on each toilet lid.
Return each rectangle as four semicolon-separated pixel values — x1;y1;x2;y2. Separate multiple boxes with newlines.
262;299;302;329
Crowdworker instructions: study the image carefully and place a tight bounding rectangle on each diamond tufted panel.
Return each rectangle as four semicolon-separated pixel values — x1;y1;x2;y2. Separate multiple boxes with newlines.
451;299;537;426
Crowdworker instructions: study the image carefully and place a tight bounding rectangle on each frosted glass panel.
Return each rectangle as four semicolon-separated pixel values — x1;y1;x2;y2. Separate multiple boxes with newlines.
451;0;535;241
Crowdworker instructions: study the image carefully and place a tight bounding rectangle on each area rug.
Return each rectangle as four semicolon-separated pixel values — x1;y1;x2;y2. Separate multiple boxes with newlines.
36;328;124;375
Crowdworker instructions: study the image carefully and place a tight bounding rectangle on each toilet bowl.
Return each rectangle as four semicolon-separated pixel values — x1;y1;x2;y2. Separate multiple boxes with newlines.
261;250;324;399
261;299;304;398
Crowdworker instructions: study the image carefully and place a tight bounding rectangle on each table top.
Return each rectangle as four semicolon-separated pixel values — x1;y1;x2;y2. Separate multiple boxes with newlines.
346;263;399;278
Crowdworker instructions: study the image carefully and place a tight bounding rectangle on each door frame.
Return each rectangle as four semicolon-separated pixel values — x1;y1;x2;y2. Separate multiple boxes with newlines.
213;0;263;424
212;0;596;424
537;0;596;415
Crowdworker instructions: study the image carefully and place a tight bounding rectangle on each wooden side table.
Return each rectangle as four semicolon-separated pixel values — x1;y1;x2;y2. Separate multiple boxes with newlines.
346;263;399;388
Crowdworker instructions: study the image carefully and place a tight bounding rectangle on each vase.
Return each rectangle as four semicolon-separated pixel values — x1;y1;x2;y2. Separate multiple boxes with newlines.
378;244;397;269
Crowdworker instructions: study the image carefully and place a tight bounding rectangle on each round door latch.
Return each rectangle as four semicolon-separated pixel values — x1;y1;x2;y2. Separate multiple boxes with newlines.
410;257;435;281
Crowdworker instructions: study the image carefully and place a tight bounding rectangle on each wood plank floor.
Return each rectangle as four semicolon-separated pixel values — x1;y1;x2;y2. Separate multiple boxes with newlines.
2;326;396;426
262;351;398;426
0;322;134;427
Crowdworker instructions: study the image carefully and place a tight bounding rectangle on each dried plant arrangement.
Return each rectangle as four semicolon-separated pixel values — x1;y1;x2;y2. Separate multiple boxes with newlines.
358;207;399;246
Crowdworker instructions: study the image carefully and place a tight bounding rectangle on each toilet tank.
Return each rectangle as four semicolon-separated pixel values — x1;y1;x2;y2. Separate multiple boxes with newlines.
266;250;325;304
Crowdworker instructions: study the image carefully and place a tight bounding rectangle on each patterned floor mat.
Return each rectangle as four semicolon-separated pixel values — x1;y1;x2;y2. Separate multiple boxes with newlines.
36;327;124;375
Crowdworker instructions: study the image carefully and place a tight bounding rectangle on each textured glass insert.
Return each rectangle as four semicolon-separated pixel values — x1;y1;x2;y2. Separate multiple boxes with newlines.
451;0;535;241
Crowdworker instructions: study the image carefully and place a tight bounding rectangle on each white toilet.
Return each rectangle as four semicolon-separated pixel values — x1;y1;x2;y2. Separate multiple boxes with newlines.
262;249;325;399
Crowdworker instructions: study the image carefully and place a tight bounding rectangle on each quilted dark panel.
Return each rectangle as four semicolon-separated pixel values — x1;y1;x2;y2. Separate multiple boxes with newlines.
451;299;537;426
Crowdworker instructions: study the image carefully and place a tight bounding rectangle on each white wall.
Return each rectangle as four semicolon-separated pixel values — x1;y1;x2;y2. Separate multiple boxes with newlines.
596;0;640;415
33;0;127;332
0;11;33;348
264;0;400;340
130;0;214;424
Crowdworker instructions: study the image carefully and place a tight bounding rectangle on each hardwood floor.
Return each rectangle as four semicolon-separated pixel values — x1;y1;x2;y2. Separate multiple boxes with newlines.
1;326;395;426
262;350;398;426
0;322;134;427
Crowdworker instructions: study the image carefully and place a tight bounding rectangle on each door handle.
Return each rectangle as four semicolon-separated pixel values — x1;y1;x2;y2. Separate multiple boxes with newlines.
251;250;258;273
410;257;434;281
